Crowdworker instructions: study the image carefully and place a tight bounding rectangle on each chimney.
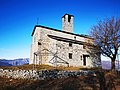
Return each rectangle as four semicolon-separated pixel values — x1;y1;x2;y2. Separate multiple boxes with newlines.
62;14;74;33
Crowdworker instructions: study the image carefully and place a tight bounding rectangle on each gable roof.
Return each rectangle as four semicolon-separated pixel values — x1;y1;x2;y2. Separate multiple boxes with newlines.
31;25;92;39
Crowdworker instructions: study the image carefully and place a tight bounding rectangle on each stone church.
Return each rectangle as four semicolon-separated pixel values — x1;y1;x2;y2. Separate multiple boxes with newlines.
30;14;101;67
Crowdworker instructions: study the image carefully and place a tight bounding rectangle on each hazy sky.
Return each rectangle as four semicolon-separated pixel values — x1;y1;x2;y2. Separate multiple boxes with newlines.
0;0;120;59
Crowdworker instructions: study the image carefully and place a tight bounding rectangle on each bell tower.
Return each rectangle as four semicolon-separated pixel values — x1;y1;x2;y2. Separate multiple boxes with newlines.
62;14;74;33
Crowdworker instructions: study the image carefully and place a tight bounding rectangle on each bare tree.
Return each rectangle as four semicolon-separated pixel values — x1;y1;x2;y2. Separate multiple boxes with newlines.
90;17;120;71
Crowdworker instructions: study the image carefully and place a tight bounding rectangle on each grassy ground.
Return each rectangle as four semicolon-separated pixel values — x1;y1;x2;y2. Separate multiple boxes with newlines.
0;64;83;70
0;76;97;90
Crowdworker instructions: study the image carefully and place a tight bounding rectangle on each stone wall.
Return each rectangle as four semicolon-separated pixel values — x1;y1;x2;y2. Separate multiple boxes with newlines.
0;68;95;80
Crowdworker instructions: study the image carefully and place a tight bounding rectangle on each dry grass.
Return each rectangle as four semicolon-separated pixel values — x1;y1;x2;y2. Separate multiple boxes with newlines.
1;72;120;90
0;64;101;71
0;64;54;70
0;64;84;71
0;75;98;90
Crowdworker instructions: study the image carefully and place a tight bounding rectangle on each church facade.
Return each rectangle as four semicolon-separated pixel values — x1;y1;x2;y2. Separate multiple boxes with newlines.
30;14;101;67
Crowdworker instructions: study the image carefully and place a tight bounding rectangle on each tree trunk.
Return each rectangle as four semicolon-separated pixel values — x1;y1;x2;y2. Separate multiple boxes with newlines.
111;59;115;72
96;71;107;90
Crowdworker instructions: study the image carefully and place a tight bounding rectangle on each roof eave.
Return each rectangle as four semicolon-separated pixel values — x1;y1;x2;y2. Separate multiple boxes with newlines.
31;25;93;39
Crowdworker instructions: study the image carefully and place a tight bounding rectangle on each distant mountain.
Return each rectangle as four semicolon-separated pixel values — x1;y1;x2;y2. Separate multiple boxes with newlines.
101;60;120;70
101;61;111;69
0;61;12;66
0;58;29;66
0;58;120;69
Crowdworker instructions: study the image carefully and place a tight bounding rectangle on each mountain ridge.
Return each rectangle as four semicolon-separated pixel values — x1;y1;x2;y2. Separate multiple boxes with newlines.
0;58;120;70
0;58;29;66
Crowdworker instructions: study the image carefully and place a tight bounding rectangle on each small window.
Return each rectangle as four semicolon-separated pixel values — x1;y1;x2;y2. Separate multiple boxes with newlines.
69;43;72;47
74;36;76;40
38;42;41;45
69;53;72;59
68;15;71;22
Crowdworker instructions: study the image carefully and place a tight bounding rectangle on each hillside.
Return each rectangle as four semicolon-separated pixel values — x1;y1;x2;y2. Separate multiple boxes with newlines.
0;58;29;66
0;71;120;90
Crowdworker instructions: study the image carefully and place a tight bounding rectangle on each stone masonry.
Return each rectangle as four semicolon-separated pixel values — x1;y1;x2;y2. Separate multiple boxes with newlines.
0;68;95;80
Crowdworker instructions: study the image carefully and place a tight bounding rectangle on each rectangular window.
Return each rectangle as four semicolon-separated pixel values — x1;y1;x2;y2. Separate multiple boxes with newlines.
83;55;89;66
68;15;71;22
69;53;72;59
83;55;86;66
38;42;41;45
69;43;72;47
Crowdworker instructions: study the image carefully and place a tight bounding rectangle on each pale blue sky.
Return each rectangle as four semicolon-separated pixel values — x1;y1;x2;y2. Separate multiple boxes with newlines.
0;0;120;59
